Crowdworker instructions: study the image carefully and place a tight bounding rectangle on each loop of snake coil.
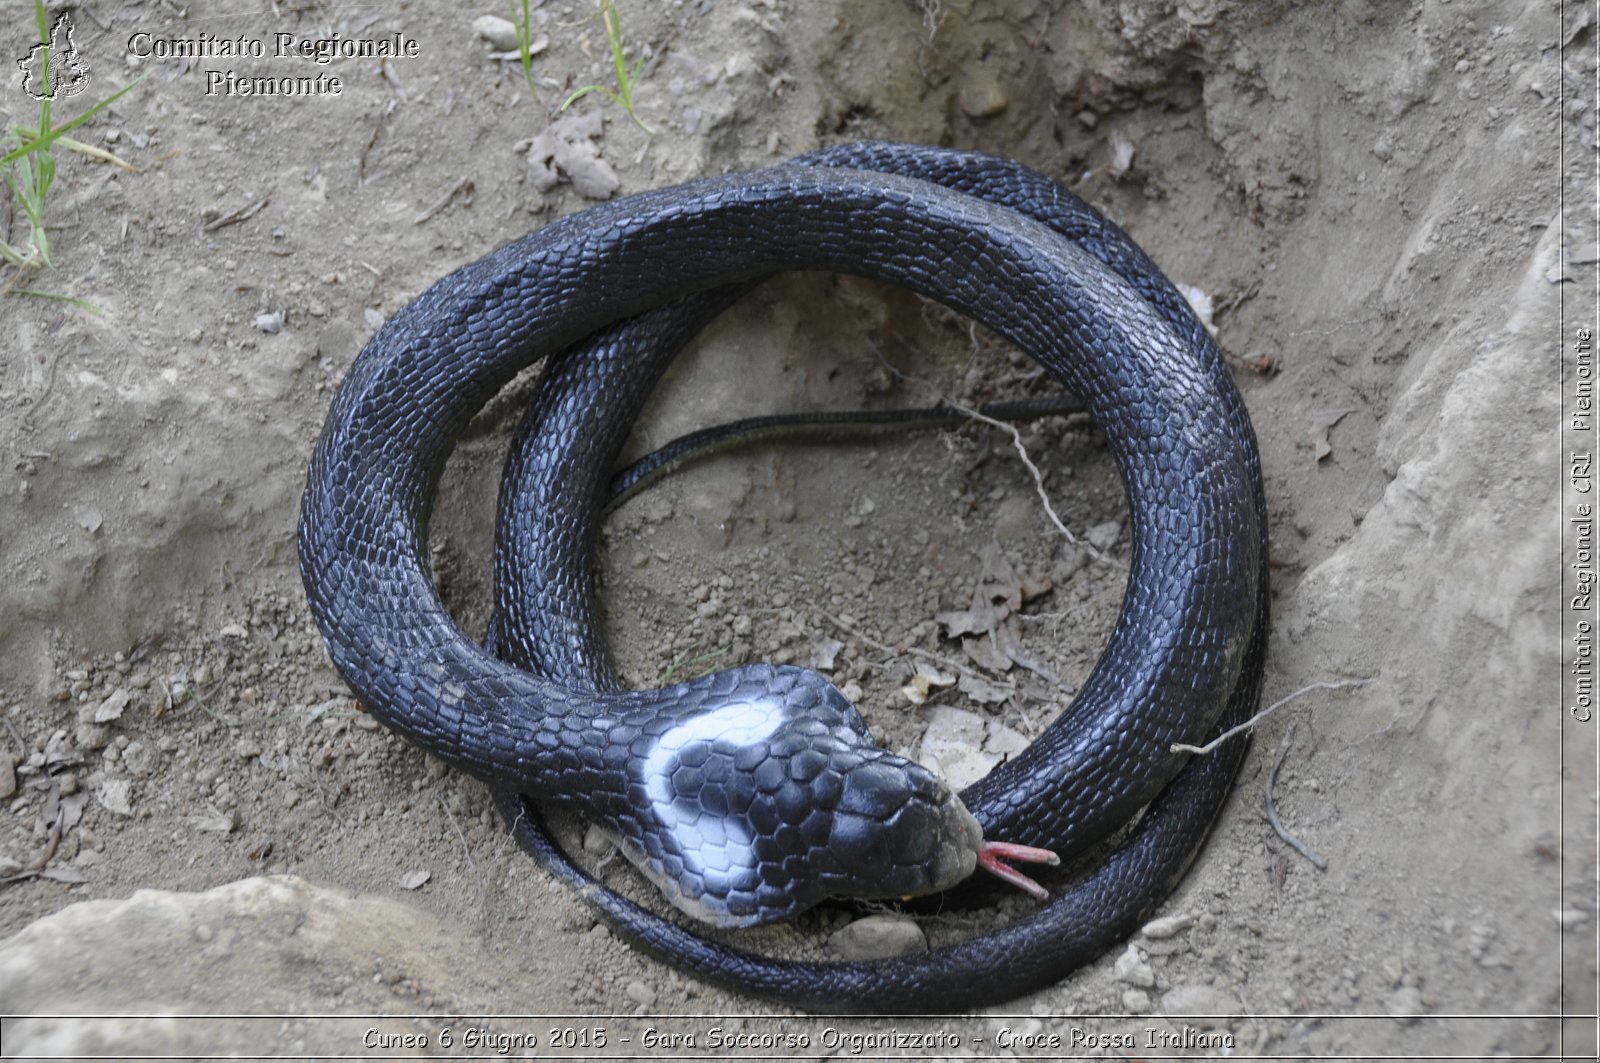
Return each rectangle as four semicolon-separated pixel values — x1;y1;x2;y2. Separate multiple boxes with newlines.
299;143;1268;1012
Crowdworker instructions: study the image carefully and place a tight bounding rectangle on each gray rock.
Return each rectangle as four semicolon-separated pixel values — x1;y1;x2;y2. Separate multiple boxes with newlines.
828;914;927;960
0;876;508;1057
1121;988;1153;1013
0;752;16;800
624;980;656;1007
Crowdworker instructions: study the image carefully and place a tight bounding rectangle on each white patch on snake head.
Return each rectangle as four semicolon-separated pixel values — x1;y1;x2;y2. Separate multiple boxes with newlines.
637;699;788;923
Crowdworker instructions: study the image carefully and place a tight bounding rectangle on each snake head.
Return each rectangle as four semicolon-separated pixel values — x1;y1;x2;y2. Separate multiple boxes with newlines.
617;665;984;927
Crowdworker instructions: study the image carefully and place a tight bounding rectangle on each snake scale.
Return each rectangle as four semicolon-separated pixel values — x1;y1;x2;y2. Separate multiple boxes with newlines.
298;142;1268;1012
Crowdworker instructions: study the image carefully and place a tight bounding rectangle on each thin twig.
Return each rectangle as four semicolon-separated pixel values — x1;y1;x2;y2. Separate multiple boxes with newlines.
861;339;1118;567
942;396;1117;567
203;189;273;232
1171;678;1370;755
412;178;474;225
438;792;490;932
1264;721;1328;870
1;716;25;757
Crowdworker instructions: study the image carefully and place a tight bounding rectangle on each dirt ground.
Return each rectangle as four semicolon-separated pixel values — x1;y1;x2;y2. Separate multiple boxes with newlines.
0;0;1594;1058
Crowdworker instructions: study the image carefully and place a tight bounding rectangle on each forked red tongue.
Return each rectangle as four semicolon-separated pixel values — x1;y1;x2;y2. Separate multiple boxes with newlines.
977;840;1061;900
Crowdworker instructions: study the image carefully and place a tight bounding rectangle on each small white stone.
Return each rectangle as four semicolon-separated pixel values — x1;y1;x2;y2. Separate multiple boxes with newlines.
1385;985;1425;1024
1140;913;1194;940
1087;520;1123;552
97;778;134;817
94;688;131;723
473;15;521;52
1176;282;1218;336
1113;943;1155;987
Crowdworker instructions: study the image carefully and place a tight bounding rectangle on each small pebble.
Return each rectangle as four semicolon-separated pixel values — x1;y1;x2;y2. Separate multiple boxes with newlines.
473;14;521;52
397;869;431;890
192;807;239;833
958;69;1008;118
582;824;613;857
254;312;283;334
1122;988;1153;1013
122;741;153;776
1555;908;1589;929
1141;913;1194;940
1161;984;1240;1016
1087;519;1123;552
94;688;131;723
97;778;134;817
624;980;656;1008
1385;985;1425;1024
0;752;16;800
1113;943;1155;987
236;738;262;760
76;723;112;751
828;914;927;960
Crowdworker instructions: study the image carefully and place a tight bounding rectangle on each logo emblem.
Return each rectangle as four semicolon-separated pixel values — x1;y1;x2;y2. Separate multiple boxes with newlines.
17;13;91;102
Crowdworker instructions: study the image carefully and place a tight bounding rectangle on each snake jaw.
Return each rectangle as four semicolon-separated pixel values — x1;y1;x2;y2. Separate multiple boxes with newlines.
975;839;1062;901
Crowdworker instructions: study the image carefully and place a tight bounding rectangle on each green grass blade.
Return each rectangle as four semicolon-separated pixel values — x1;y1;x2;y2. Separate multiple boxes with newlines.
8;287;98;312
1;78;143;168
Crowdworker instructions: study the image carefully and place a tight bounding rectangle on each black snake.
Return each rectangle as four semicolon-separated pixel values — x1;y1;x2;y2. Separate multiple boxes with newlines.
298;142;1268;1011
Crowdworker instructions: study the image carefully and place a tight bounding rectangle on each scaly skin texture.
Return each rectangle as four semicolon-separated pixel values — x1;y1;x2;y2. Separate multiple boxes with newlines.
298;143;1267;1008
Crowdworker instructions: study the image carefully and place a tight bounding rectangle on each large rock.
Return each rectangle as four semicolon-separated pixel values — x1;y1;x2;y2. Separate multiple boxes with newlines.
0;876;514;1057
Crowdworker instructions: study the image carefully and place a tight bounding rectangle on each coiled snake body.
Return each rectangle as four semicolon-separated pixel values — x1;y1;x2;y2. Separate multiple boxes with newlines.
298;143;1267;1011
